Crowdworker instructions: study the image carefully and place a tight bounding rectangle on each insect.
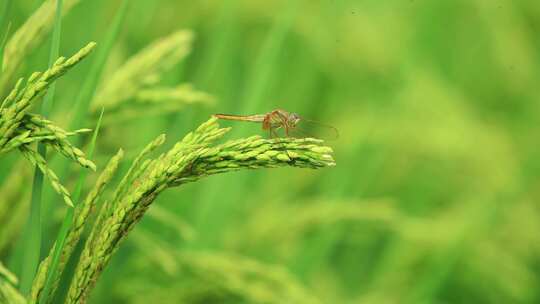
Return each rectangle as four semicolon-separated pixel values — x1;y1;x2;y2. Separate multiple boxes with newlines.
213;109;338;139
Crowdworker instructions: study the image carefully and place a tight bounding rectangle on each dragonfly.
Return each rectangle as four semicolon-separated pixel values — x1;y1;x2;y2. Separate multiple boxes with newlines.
213;109;338;139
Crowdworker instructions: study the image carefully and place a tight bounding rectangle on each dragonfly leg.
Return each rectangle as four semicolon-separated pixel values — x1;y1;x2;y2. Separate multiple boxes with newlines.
270;127;279;139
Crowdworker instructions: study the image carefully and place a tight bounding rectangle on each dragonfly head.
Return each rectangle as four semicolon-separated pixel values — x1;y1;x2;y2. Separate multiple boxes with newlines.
288;113;301;127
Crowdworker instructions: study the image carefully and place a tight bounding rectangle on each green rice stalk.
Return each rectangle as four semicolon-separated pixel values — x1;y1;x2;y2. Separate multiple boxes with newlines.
0;0;80;93
235;200;398;249
0;160;31;255
176;251;323;304
31;150;123;304
0;20;11;77
0;262;17;286
45;0;128;216
91;30;193;113
171;136;335;185
46;141;96;171
0;42;96;150
241;0;299;115
86;133;166;260
20;114;93;161
0;113;92;158
68;0;129;131
101;84;214;125
118;241;322;304
0;130;32;154
0;0;11;35
66;117;335;304
30;109;105;304
109;134;166;211
23;113;91;138
19;0;64;294
135;84;214;105
0;78;22;110
19;145;73;208
0;261;25;304
0;280;26;304
0;262;24;303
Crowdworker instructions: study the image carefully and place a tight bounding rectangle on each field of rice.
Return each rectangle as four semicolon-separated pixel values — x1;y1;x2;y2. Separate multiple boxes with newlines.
1;1;539;303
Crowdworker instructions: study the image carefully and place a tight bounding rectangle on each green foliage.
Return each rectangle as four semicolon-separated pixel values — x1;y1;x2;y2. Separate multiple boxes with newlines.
33;109;104;304
91;30;194;112
115;246;323;304
0;0;80;93
31;146;122;304
1;1;540;304
0;261;25;304
66;117;334;304
0;42;97;206
88;29;212;126
68;0;128;131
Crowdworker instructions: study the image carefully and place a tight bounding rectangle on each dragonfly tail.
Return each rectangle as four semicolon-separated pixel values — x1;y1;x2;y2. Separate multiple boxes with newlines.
213;114;265;122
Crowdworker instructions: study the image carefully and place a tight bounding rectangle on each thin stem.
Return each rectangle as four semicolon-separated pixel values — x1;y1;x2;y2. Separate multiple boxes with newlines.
20;0;63;295
20;169;43;294
37;109;103;304
69;0;129;131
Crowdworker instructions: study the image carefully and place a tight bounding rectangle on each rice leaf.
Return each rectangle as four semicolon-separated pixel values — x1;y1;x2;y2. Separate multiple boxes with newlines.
32;108;104;304
68;0;129;130
20;0;63;295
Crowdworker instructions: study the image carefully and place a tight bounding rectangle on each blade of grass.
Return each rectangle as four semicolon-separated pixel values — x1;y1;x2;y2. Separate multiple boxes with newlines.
241;0;300;116
43;0;128;234
0;22;11;81
42;0;63;116
0;0;10;36
20;0;63;295
69;0;129;130
37;108;104;304
20;164;45;294
194;0;300;247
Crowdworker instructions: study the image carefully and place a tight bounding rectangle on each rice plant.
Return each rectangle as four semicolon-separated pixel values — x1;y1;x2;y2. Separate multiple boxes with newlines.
2;1;540;304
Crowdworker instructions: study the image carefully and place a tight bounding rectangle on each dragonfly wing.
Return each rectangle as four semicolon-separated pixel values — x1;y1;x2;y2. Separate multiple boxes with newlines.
291;118;339;140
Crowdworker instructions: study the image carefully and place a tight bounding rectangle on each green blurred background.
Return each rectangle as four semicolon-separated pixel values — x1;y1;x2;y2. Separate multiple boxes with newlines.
3;0;540;303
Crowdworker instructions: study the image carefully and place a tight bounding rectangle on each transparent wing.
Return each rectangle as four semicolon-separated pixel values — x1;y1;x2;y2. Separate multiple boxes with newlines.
288;117;339;140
